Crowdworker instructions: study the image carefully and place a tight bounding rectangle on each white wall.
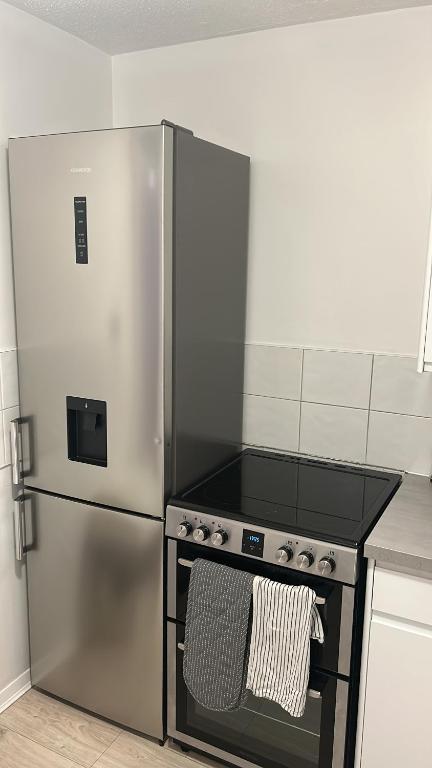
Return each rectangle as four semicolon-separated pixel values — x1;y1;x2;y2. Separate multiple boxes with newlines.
113;6;432;356
0;0;112;708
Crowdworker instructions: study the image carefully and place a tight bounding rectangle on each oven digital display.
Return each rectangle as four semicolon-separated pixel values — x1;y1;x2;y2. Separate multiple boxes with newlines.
242;529;265;558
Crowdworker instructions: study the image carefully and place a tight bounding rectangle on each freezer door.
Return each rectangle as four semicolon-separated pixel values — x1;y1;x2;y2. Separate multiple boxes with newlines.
24;491;164;738
8;126;172;516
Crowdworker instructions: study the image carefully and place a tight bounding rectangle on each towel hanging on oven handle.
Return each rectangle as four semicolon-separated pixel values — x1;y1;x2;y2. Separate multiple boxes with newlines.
177;557;327;606
176;641;322;699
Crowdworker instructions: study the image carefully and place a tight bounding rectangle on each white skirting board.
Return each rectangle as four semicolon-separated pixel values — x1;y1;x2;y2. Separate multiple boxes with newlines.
0;669;31;713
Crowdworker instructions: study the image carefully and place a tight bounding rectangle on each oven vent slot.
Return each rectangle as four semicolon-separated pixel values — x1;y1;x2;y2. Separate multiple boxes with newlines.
177;558;327;605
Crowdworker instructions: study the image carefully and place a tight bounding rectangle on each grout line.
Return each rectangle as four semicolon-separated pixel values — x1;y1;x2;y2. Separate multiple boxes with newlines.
298;399;302;453
243;392;300;403
243;392;300;402
244;341;412;358
298;348;304;451
299;347;305;402
244;392;368;411
300;400;368;412
364;354;375;463
370;409;432;420
244;392;432;421
367;355;375;411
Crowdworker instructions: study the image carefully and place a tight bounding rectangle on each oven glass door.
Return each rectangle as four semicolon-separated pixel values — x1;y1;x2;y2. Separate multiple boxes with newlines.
169;622;348;768
170;539;354;677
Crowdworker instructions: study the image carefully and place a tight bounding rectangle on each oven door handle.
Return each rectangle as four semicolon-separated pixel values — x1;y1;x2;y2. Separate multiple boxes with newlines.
177;558;327;606
176;641;322;699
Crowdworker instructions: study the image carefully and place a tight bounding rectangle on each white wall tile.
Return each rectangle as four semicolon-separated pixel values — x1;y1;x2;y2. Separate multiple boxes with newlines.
243;395;300;452
3;406;19;467
0;350;18;409
0;413;5;468
302;349;373;409
244;345;302;400
300;402;368;463
371;354;432;417
367;411;432;475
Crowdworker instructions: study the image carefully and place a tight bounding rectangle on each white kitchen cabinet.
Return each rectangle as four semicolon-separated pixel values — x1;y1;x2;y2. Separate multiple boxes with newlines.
358;567;432;767
361;614;432;765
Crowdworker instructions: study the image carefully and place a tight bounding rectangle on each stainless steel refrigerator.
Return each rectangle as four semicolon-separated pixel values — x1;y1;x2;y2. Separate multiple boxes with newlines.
8;122;249;739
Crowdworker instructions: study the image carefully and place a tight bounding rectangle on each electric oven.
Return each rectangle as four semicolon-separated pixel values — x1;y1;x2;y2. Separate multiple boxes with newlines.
165;449;401;768
167;536;356;768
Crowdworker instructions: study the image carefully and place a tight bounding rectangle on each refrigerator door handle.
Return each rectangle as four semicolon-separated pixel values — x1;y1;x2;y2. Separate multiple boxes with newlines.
10;417;23;488
13;497;25;562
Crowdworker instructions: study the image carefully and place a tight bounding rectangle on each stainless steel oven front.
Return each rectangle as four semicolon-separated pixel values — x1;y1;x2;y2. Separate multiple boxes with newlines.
166;533;358;768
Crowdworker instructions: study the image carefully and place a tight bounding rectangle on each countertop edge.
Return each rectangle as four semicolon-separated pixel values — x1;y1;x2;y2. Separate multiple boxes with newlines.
364;542;432;575
364;473;432;576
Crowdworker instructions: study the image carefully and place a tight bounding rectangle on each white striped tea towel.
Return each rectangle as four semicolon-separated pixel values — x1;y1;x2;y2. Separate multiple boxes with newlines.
246;578;324;717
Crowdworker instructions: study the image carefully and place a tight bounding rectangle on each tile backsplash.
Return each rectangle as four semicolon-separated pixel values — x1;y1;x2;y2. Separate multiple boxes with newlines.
243;345;432;476
0;349;19;469
1;343;431;476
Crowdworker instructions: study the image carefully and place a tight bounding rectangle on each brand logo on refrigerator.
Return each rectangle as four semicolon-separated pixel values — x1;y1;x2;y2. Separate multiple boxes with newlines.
70;167;92;173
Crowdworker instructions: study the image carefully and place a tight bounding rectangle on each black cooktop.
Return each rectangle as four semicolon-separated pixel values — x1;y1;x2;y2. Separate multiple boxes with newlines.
172;449;402;548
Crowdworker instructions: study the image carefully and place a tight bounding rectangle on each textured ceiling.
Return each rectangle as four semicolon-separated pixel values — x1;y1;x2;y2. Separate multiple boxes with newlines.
3;0;432;54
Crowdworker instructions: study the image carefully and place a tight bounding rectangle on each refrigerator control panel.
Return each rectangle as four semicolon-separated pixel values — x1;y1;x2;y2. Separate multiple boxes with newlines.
74;196;88;264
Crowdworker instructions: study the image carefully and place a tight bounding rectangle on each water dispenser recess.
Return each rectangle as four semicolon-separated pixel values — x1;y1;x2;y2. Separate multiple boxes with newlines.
66;396;107;467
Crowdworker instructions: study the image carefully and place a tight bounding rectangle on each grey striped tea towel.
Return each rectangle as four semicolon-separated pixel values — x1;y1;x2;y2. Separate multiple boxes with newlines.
183;558;254;711
246;578;324;717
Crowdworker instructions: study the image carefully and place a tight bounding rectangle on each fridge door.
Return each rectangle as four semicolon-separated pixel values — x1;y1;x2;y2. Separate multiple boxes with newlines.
8;126;173;516
24;491;164;738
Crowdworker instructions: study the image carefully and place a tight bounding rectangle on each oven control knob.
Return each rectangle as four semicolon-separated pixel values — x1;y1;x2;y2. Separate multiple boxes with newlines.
193;525;210;542
297;551;314;569
275;545;294;564
211;529;228;547
317;557;336;577
176;521;193;538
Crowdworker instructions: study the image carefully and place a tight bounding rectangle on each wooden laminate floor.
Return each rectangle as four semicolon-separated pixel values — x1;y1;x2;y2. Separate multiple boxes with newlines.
0;690;215;768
